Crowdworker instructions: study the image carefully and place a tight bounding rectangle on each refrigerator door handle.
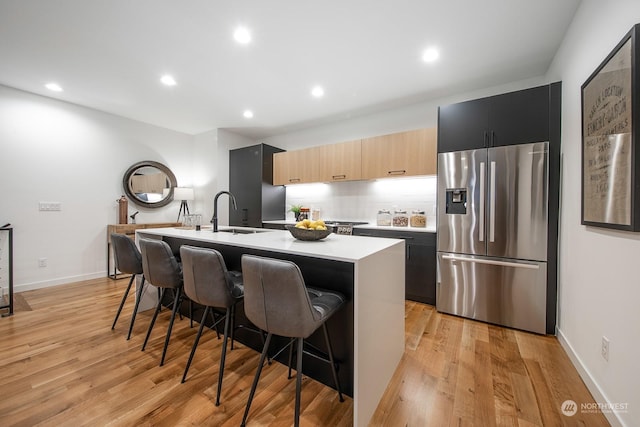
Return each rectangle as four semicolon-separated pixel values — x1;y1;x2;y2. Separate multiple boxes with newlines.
479;162;485;242
441;254;540;270
489;161;496;242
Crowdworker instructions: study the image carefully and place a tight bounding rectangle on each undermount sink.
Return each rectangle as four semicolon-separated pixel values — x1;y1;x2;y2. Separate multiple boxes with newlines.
218;228;267;235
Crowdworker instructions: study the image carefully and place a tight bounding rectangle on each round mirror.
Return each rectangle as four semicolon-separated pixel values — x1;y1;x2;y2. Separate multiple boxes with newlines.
122;160;177;208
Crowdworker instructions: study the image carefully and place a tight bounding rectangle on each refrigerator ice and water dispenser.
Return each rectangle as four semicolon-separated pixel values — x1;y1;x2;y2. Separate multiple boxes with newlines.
445;188;467;214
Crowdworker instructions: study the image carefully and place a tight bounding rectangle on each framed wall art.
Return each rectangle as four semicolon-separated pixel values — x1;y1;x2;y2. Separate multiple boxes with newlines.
582;23;640;231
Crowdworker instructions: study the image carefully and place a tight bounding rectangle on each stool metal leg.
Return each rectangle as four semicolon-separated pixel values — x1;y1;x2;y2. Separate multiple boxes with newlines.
182;306;210;383
294;337;304;427
241;332;273;427
230;304;237;350
322;323;344;402
127;276;146;340
215;307;232;406
142;288;165;351
111;273;135;330
288;338;295;379
208;309;221;339
160;287;182;366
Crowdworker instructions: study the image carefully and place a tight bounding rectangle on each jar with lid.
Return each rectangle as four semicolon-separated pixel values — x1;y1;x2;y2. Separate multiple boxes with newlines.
392;209;409;227
410;210;427;228
377;209;392;226
298;207;310;221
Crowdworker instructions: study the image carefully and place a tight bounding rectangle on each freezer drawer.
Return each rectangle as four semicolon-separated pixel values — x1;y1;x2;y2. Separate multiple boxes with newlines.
436;253;547;334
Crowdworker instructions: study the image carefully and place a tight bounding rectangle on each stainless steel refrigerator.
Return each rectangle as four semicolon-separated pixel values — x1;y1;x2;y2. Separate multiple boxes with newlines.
436;141;549;334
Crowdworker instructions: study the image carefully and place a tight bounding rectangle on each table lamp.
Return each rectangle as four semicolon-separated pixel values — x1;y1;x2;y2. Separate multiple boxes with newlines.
174;187;194;222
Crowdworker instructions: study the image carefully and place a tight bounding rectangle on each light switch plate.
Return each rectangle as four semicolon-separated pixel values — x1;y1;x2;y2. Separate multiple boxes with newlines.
39;202;62;211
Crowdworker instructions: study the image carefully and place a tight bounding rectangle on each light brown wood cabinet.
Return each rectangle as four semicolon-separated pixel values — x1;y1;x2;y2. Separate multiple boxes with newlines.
272;127;436;185
272;146;322;185
361;128;437;179
319;139;362;182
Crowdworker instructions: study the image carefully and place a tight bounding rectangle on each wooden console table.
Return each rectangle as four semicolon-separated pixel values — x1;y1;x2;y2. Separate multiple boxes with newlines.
107;223;181;279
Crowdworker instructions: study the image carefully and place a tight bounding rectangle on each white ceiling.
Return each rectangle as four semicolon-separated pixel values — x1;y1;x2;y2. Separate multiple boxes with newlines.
0;0;581;138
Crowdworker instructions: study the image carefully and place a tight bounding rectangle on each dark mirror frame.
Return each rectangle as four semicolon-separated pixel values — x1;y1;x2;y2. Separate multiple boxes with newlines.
122;160;177;208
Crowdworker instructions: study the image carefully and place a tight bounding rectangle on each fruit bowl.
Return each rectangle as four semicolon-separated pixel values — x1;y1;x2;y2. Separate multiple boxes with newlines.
286;225;333;241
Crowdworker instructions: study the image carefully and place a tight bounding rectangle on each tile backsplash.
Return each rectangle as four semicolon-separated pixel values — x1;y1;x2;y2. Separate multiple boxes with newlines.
285;176;437;223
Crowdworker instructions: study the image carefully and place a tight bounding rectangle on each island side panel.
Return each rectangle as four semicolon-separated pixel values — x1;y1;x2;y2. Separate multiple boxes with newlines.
353;240;405;427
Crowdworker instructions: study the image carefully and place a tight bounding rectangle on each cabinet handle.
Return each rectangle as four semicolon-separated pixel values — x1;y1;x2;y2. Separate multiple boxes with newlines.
484;131;488;147
332;174;346;180
387;170;406;175
491;130;496;147
289;178;300;183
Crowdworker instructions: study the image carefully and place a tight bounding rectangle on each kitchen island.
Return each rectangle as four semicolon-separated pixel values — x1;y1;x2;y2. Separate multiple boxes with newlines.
136;226;405;427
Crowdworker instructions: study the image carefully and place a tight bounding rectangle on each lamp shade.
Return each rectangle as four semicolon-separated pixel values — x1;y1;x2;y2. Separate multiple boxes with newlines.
173;187;194;201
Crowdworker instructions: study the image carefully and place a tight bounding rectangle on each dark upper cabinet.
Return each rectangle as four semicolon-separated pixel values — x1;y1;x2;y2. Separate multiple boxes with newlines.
229;144;286;227
438;84;551;152
489;85;550;147
438;97;490;152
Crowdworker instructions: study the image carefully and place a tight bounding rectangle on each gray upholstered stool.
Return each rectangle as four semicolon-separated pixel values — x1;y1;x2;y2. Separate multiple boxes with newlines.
179;245;244;406
139;238;187;366
240;254;345;427
110;233;147;340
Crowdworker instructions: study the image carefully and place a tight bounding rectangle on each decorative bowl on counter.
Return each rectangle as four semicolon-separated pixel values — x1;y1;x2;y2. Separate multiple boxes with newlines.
286;225;333;241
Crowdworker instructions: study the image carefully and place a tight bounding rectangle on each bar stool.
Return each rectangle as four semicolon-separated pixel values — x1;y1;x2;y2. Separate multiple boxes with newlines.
110;233;148;340
240;254;345;427
179;245;244;406
139;238;187;366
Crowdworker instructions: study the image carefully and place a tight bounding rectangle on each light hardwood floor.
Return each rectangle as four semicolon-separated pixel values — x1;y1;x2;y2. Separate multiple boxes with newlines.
0;277;608;426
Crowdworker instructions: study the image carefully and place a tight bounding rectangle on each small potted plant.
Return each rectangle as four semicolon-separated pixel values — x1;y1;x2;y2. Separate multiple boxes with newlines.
289;204;302;221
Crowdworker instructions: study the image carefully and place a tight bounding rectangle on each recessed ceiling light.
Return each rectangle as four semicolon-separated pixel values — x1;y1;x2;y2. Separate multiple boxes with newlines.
234;27;251;44
160;75;177;86
422;47;440;63
311;86;325;98
243;110;254;119
45;83;63;92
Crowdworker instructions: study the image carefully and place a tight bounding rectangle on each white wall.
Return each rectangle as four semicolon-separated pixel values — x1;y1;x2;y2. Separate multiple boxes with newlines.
0;85;201;291
545;1;640;426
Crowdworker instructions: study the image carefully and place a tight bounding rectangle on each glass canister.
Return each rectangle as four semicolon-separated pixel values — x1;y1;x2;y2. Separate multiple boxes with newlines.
298;207;310;221
392;209;409;227
377;209;392;226
410;210;427;228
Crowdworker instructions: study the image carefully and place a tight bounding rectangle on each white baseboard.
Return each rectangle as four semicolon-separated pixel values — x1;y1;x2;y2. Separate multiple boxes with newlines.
556;327;625;427
14;272;107;293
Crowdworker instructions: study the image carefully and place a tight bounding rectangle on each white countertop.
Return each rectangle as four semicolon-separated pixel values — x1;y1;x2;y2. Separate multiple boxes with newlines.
262;220;436;233
136;226;404;263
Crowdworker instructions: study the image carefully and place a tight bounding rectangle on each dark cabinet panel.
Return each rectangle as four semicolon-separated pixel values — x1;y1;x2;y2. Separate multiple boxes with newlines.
353;228;436;305
229;144;286;227
489;85;549;147
438;84;551;153
438;97;489;152
406;242;436;305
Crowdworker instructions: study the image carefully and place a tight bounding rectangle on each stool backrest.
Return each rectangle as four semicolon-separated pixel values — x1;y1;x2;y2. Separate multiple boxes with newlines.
241;254;321;338
139;238;182;289
111;233;143;275
180;245;237;308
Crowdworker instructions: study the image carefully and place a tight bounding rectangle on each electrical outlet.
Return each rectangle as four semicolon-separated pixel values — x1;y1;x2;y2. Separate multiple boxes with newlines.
38;257;47;267
601;336;610;361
